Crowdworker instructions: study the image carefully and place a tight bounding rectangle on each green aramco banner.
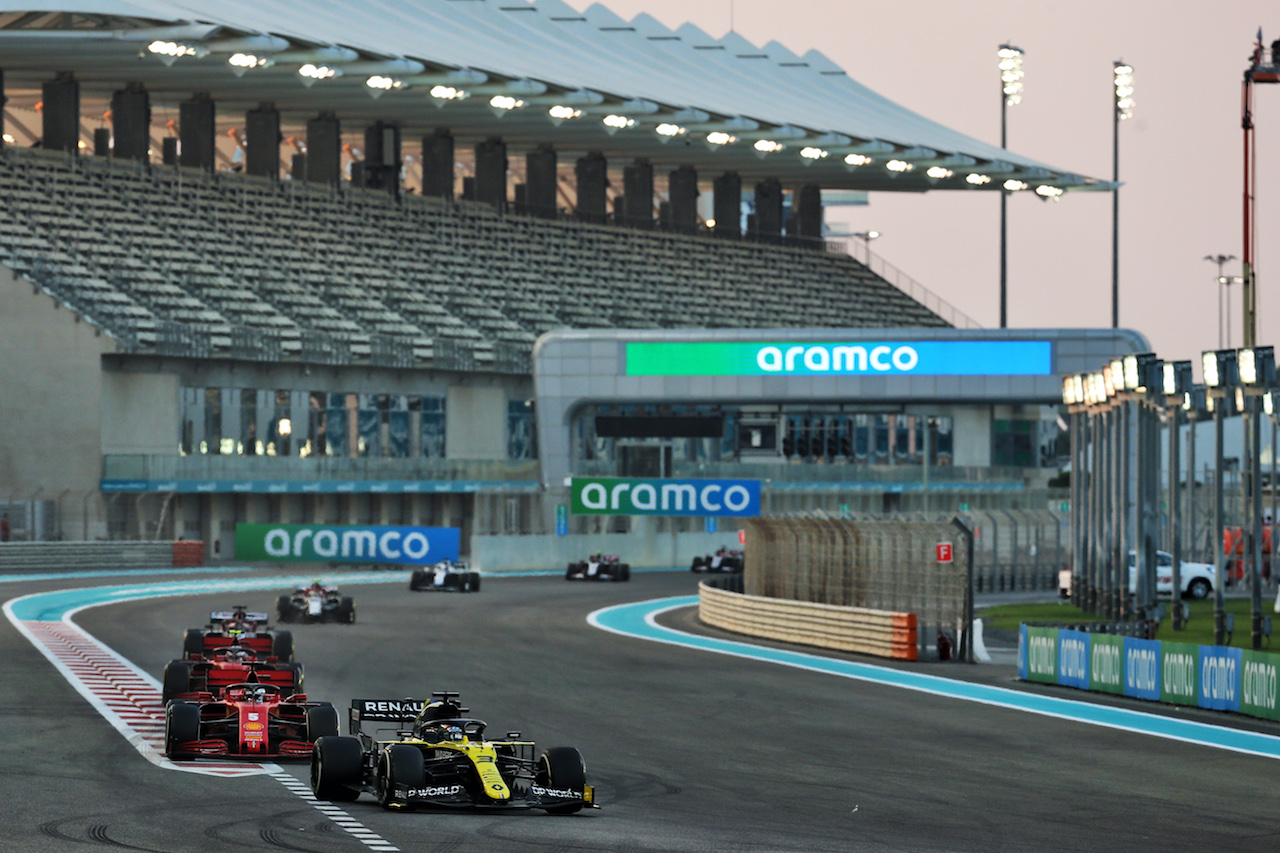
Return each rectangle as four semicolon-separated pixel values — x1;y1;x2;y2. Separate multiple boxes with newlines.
235;523;459;565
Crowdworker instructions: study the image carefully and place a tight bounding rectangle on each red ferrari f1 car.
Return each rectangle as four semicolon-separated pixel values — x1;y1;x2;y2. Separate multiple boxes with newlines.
162;643;304;705
165;682;338;760
182;606;294;663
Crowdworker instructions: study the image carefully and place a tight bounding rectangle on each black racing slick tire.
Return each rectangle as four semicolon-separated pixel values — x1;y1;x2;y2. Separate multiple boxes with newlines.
1187;578;1212;600
162;661;192;705
338;597;356;624
272;630;294;662
409;569;426;591
377;744;426;809
618;564;631;582
311;736;363;802
468;572;482;592
306;704;340;741
287;662;306;696
165;701;200;757
182;628;204;657
276;595;294;624
538;747;586;814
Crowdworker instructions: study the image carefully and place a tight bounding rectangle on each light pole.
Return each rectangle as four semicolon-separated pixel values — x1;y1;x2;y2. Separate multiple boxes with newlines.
1203;348;1238;645
1113;62;1134;328
1205;254;1238;348
998;44;1023;329
1163;361;1193;629
1239;345;1275;649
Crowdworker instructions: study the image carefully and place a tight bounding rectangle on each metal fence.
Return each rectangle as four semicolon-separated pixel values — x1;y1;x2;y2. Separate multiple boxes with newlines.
960;509;1069;593
743;517;969;657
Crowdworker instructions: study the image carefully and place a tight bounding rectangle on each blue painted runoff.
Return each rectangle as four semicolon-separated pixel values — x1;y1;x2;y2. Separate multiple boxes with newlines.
589;596;1280;760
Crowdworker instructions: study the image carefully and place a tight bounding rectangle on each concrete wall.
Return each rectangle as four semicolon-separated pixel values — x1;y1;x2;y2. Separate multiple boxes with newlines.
950;407;992;467
101;371;180;454
446;385;506;459
0;265;116;538
470;531;738;572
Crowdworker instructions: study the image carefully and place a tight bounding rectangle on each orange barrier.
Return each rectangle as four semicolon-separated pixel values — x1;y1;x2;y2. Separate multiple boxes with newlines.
172;540;205;567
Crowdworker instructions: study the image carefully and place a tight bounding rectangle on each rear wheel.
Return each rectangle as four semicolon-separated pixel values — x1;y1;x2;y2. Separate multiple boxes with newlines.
377;744;426;809
287;662;305;695
1187;578;1212;600
165;701;200;757
272;630;294;662
306;704;340;740
337;597;356;624
409;569;425;591
162;661;191;705
276;595;294;624
469;572;482;592
311;736;363;802
182;628;204;657
617;564;631;582
566;562;582;580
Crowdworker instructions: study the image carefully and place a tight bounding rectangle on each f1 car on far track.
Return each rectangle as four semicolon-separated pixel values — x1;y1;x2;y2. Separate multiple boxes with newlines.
691;547;744;573
182;606;294;663
565;554;630;582
410;561;481;592
165;682;339;760
310;691;597;814
162;643;304;705
277;582;356;624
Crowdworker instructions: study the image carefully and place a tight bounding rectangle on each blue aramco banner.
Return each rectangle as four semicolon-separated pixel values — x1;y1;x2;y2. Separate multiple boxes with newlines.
236;523;460;565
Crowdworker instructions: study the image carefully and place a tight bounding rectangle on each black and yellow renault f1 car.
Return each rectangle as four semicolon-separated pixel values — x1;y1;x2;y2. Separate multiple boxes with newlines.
310;692;596;814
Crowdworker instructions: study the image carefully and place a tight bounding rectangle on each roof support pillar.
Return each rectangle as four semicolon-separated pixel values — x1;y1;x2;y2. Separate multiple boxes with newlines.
794;183;824;248
41;73;79;154
753;178;784;243
245;103;281;180
110;83;150;162
668;165;699;233
421;129;454;199
364;121;401;193
622;158;653;229
179;93;216;171
525;144;557;219
575;151;607;224
713;171;741;237
474;136;507;210
305;112;341;185
93;127;110;157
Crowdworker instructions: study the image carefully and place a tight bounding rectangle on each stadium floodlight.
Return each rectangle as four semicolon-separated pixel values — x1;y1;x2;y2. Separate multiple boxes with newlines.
999;45;1025;106
489;95;526;116
430;85;467;104
1035;184;1063;200
1114;62;1135;120
965;173;992;185
602;114;636;134
1003;178;1028;191
1238;345;1276;389
655;123;686;139
2;134;14;145
1163;360;1193;398
1203;349;1238;396
148;40;208;65
366;76;404;98
885;159;914;173
753;139;784;155
706;131;737;147
843;153;873;169
548;105;583;125
298;63;340;87
800;146;828;162
228;53;273;76
926;166;954;180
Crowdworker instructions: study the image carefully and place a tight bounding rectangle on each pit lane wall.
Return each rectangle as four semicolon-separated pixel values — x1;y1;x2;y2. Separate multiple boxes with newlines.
1018;625;1280;722
699;579;918;660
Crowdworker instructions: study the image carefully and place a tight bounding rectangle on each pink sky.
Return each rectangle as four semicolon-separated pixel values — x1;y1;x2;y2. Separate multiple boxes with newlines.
577;0;1280;371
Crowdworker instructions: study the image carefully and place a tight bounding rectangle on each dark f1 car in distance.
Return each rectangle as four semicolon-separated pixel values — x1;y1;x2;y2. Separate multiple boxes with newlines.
310;691;596;814
162;643;304;705
691;547;744;573
565;554;630;582
277;582;356;624
409;561;481;592
165;682;339;760
182;606;294;662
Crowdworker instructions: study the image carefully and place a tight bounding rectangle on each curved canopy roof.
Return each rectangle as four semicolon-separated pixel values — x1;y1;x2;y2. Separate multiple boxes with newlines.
0;1;1109;193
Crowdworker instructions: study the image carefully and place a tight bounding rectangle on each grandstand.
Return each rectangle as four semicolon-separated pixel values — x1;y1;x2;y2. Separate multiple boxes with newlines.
0;2;1110;552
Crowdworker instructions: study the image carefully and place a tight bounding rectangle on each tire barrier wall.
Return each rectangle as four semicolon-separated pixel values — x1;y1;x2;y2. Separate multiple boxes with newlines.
1019;624;1280;722
699;579;919;660
0;540;203;572
742;517;967;658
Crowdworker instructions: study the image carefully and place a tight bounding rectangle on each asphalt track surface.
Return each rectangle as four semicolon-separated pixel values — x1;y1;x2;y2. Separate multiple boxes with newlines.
4;568;1280;852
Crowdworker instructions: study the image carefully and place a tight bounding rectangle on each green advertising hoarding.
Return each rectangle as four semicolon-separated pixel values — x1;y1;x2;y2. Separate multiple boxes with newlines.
235;523;459;565
1240;649;1280;722
1089;634;1125;695
1022;626;1058;684
1160;642;1200;707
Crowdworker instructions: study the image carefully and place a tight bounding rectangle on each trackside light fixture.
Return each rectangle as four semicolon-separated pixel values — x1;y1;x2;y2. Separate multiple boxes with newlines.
1163;360;1193;397
753;139;784;154
800;146;829;161
1004;178;1028;191
885;159;914;173
430;85;467;102
998;44;1025;105
655;123;686;138
1203;348;1238;396
843;153;872;168
966;173;992;185
491;94;525;111
706;131;737;146
1114;61;1135;120
228;53;274;75
1238;345;1276;388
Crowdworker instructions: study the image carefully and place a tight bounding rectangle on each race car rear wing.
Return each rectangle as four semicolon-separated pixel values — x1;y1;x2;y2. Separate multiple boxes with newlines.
210;610;270;623
348;692;468;735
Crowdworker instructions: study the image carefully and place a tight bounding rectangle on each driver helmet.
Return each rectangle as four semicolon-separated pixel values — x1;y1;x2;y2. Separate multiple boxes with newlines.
441;723;465;742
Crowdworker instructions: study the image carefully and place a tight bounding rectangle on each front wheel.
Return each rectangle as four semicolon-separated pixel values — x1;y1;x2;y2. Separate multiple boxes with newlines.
277;595;294;624
1187;578;1212;600
182;628;204;657
312;736;363;802
306;705;340;740
162;661;191;705
337;597;356;624
538;747;586;814
378;744;426;809
165;701;200;757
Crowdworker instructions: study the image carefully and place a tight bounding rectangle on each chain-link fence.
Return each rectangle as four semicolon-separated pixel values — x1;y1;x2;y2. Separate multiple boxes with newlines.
959;509;1068;593
743;516;970;658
